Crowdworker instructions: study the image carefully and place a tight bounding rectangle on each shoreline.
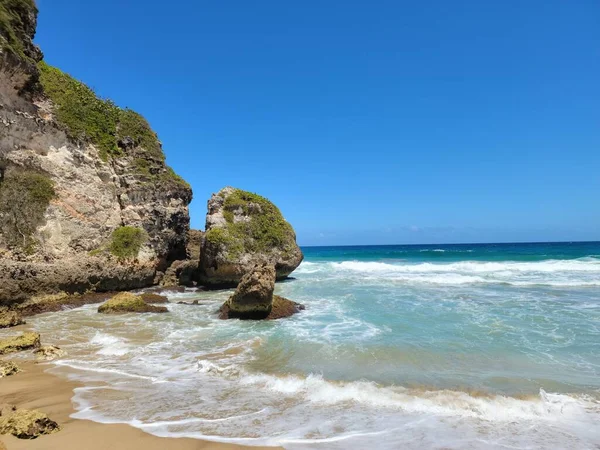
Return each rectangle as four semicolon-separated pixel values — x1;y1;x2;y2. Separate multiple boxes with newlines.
0;360;280;450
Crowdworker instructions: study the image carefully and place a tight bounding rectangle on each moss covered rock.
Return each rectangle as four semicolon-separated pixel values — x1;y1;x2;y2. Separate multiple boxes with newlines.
199;187;303;287
0;408;60;439
0;361;20;378
0;310;25;329
0;332;40;355
97;292;168;314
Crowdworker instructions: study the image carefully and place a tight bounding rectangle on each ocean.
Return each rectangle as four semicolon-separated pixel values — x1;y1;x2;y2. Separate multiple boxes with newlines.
11;242;600;448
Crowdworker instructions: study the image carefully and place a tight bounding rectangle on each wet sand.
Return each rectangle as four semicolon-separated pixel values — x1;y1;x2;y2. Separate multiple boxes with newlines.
0;361;280;450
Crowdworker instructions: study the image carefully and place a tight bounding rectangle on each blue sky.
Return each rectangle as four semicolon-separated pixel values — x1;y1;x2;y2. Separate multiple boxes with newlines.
35;0;599;246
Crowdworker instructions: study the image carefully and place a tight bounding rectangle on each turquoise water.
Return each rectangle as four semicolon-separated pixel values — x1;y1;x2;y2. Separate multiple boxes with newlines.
13;241;600;449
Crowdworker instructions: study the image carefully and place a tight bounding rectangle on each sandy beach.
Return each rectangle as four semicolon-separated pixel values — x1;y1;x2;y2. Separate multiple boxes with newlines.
0;360;280;450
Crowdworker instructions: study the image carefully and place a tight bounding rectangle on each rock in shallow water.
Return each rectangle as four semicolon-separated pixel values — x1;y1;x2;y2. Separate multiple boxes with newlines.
0;407;60;439
0;311;25;329
97;292;168;314
0;332;41;355
33;345;66;361
220;264;304;320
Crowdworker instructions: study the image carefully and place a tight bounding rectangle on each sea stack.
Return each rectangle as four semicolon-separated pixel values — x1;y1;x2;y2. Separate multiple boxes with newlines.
199;187;304;288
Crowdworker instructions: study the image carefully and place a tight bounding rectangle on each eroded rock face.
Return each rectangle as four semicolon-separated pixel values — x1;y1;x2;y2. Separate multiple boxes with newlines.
0;2;192;306
0;310;25;328
0;407;60;439
33;345;65;361
199;188;303;287
0;332;40;355
97;292;168;314
222;264;276;319
0;257;156;306
0;361;20;378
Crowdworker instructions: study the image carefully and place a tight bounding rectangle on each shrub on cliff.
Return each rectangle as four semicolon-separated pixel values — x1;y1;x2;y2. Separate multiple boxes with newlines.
0;170;55;250
0;0;38;63
109;226;147;261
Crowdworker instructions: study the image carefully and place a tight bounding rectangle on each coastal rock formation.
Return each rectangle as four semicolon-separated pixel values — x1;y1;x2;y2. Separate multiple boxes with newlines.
0;407;60;439
222;263;277;319
33;345;66;361
0;258;155;306
97;292;168;314
199;187;303;287
139;292;169;304
0;1;192;306
160;259;198;287
220;263;304;320
0;332;40;355
0;310;24;328
0;361;20;378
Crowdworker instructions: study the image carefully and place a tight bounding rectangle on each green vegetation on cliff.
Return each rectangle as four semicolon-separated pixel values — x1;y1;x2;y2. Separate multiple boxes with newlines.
0;170;55;250
207;189;295;259
109;226;147;261
38;61;121;160
0;0;37;63
36;62;190;189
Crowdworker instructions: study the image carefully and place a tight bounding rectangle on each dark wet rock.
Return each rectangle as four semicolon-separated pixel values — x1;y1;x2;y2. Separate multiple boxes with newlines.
97;293;168;314
139;292;169;304
161;259;198;287
0;332;40;355
14;291;115;317
220;295;304;320
177;300;199;305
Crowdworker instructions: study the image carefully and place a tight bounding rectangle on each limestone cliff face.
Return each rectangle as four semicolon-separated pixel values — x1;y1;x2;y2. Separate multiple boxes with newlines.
0;1;192;302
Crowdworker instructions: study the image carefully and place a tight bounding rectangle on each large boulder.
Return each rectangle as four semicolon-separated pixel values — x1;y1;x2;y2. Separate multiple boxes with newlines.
97;292;168;314
220;264;304;320
199;187;303;287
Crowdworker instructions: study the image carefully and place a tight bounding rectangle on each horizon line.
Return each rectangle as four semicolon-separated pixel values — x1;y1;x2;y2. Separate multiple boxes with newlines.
299;240;600;249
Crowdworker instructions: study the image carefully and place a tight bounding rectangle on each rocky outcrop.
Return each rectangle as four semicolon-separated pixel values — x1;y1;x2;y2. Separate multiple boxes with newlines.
0;406;60;439
160;259;198;287
0;1;192;305
33;345;65;361
220;263;304;320
97;292;168;314
199;187;303;287
0;310;24;328
0;361;20;378
139;292;169;304
0;258;155;307
0;332;40;355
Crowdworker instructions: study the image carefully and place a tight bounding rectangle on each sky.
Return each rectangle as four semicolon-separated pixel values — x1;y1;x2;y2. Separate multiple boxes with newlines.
35;0;599;246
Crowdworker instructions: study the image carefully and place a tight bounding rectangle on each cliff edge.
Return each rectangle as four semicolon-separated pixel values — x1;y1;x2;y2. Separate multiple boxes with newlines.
0;0;192;304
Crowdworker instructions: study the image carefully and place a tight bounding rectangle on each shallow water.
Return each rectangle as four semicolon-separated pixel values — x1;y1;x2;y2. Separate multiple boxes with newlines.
14;242;600;448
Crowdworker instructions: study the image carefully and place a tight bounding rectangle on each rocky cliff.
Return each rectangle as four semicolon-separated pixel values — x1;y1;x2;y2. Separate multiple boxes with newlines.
0;0;192;303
